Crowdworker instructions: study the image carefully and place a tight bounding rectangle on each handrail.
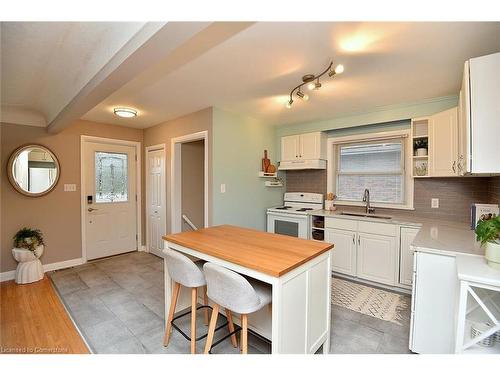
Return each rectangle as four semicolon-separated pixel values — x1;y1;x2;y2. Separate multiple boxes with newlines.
182;214;198;231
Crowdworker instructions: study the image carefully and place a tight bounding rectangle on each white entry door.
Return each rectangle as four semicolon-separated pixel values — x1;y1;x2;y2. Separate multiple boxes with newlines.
84;142;138;260
147;148;166;257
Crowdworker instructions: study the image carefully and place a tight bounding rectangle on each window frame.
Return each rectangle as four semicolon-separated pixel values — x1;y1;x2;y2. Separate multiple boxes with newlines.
327;129;414;210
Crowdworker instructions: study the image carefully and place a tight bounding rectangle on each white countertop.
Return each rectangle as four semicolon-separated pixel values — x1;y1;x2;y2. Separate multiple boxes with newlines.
456;255;500;287
310;209;484;257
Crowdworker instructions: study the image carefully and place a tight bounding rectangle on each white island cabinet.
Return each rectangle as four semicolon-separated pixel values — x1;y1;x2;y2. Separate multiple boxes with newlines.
163;225;334;354
409;221;483;354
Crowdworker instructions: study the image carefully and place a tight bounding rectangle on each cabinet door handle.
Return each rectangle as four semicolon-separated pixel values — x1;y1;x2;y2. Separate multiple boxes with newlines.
358;235;361;245
352;234;355;244
452;161;456;173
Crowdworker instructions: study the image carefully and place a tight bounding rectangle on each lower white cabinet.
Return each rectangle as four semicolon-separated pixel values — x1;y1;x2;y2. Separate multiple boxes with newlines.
325;218;398;286
357;233;397;285
325;228;356;276
410;251;459;353
399;227;419;286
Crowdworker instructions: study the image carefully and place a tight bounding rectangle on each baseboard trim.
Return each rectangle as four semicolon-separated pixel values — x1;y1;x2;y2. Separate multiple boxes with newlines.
332;271;412;295
0;257;85;282
0;270;16;282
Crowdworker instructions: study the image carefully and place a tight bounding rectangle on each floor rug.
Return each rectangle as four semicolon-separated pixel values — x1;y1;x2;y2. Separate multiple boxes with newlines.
331;278;409;325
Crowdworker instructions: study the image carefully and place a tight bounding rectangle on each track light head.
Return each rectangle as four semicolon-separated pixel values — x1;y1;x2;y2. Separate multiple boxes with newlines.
314;79;322;90
296;90;309;101
285;99;293;109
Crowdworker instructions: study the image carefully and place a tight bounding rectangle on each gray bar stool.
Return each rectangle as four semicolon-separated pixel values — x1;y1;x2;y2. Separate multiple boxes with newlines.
203;262;272;354
163;250;236;354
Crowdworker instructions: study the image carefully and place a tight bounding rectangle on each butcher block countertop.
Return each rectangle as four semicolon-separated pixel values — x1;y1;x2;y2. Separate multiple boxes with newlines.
163;225;334;277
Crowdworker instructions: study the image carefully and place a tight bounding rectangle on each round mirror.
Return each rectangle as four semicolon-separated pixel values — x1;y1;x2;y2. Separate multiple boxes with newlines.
7;144;60;197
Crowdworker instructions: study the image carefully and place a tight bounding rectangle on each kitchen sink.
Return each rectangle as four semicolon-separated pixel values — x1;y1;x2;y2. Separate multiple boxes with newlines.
339;211;392;220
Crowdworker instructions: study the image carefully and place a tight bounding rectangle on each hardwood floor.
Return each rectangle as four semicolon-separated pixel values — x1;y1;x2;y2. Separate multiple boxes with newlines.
0;277;89;354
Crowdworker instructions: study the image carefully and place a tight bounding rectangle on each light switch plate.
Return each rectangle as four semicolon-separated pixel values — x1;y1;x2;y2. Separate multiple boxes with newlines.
64;184;77;192
431;198;439;208
220;183;226;193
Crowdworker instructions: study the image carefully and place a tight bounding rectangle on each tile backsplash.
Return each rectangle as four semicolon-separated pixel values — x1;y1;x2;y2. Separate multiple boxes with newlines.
285;170;497;223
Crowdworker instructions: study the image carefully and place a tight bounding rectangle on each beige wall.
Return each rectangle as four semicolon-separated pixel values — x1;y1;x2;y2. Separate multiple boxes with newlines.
181;140;205;231
1;120;143;273
144;107;213;233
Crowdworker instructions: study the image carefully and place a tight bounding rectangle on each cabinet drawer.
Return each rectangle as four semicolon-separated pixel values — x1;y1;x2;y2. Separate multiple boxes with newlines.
325;217;358;231
358;221;397;236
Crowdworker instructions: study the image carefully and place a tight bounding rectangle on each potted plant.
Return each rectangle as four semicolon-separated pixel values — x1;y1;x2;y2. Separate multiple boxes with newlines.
11;227;45;284
414;138;428;156
475;216;500;270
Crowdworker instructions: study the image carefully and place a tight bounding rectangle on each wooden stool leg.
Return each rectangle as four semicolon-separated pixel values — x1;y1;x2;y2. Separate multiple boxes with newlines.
225;309;238;348
203;285;209;326
191;287;197;354
163;282;180;347
241;314;248;354
204;304;219;354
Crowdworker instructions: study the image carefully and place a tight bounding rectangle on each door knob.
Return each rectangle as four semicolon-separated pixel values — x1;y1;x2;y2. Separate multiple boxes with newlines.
88;208;99;212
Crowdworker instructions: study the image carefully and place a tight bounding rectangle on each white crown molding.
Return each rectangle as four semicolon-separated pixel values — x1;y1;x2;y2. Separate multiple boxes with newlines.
0;105;47;127
0;257;84;282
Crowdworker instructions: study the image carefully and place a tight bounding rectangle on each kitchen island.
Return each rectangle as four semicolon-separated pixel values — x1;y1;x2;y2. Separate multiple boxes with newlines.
163;225;334;354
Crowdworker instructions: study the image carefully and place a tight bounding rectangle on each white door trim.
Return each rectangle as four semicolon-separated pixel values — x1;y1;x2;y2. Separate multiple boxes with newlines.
170;131;209;234
145;144;167;254
80;135;142;262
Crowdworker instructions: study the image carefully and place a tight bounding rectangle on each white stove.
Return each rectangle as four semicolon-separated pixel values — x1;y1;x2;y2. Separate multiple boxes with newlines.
267;192;323;239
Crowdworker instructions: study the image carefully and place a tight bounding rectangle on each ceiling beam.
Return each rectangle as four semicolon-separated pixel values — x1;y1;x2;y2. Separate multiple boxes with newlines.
47;21;254;134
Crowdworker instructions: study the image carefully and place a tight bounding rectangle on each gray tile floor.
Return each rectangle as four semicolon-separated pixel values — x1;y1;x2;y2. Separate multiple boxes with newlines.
49;251;412;354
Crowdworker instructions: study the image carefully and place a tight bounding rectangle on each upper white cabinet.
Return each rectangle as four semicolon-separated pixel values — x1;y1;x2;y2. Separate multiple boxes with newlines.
281;135;300;161
429;107;458;177
280;132;326;164
299;132;325;160
458;52;500;175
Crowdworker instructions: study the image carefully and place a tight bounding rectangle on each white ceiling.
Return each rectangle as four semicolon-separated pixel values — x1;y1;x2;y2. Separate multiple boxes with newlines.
1;22;146;125
82;22;500;128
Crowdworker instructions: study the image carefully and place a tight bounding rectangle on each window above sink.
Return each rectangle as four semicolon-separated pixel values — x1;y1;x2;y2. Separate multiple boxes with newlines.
327;129;414;211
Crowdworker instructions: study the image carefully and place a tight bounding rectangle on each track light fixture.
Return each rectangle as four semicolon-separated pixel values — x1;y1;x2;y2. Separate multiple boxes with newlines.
285;61;344;109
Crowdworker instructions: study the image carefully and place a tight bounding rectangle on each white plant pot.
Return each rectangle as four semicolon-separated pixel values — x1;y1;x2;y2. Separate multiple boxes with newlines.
416;148;428;156
485;242;500;271
12;245;44;284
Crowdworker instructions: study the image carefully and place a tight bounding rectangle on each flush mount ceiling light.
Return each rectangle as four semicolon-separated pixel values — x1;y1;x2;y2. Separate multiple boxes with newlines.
285;61;344;109
113;107;138;118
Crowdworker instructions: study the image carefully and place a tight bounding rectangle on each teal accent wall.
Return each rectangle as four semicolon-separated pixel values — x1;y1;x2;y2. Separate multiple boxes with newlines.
212;108;284;230
275;95;458;156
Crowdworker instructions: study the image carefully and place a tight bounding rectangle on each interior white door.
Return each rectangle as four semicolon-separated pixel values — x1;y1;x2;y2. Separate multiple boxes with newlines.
147;148;166;257
325;228;356;276
84;142;137;260
356;232;397;285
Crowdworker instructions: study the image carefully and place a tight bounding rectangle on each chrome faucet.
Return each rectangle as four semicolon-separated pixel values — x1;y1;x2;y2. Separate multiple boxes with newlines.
363;189;375;214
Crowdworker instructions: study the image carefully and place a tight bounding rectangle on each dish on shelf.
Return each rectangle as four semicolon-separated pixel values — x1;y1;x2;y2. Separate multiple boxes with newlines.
471;322;496;347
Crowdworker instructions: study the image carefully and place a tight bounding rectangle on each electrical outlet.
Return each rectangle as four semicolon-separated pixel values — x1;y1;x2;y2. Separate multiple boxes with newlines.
220;183;226;193
431;198;439;208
